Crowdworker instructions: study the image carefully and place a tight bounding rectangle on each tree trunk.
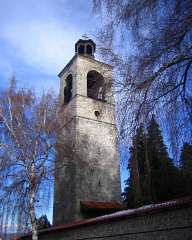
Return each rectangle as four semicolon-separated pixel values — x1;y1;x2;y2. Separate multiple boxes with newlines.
29;187;38;240
144;136;152;202
132;139;142;206
29;161;38;240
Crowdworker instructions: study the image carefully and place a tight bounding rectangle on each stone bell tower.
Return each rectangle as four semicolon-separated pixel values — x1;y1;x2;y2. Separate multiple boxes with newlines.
53;37;121;225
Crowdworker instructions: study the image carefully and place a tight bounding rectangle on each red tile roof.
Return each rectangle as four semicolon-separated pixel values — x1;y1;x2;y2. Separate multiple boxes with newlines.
18;196;192;239
80;201;124;210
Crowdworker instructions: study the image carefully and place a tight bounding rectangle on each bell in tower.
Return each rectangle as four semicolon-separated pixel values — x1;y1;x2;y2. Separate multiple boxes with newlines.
53;37;122;225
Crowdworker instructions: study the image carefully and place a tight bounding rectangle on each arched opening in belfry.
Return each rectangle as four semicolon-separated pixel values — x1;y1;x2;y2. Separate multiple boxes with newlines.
87;71;105;101
78;45;85;54
86;45;92;55
64;74;73;104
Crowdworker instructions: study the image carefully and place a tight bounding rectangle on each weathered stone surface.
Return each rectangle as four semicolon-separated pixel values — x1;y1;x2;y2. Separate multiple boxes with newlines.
21;199;192;240
53;54;121;225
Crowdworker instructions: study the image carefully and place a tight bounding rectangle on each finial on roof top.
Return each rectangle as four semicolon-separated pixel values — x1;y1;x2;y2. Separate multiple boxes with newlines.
82;33;89;40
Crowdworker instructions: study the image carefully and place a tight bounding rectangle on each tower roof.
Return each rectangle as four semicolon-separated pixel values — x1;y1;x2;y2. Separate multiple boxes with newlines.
75;38;96;58
75;38;96;52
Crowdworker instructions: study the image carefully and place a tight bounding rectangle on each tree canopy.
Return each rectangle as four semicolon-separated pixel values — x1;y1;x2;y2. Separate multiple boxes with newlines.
180;142;192;171
0;80;59;240
124;116;191;207
37;215;51;231
93;0;192;158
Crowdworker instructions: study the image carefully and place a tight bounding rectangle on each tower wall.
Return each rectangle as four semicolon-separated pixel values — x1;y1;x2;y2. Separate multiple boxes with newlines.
53;54;121;225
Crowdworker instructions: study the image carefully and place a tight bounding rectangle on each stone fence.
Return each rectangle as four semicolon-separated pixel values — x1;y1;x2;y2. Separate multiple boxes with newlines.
19;197;192;240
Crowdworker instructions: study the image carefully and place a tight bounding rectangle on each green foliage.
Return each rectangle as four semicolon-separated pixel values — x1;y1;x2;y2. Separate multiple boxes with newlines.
124;125;149;207
124;116;192;208
179;143;192;196
180;143;192;171
37;215;51;231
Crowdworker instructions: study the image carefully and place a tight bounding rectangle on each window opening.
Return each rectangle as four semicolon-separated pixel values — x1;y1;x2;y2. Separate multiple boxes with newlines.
94;111;100;117
86;45;92;55
87;71;105;101
64;75;72;104
78;45;85;54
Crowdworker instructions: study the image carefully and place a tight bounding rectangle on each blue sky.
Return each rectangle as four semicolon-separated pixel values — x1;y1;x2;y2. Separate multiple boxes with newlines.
0;0;127;187
0;1;128;223
0;0;99;93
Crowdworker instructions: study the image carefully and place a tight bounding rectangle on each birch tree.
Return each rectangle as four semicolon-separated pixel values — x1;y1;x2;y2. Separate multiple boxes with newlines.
0;80;59;240
93;0;192;159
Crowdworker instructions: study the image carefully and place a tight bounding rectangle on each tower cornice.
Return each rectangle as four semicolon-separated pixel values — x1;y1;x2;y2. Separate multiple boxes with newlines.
58;54;113;78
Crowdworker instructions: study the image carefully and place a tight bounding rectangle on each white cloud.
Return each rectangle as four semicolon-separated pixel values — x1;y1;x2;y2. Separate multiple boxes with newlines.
0;0;97;92
1;20;81;75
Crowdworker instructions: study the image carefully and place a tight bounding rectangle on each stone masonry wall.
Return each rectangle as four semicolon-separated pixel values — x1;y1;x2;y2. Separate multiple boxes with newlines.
21;201;192;240
53;54;121;225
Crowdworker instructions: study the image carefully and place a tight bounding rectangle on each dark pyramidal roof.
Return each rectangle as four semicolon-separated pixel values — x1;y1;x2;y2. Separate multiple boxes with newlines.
75;38;96;52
